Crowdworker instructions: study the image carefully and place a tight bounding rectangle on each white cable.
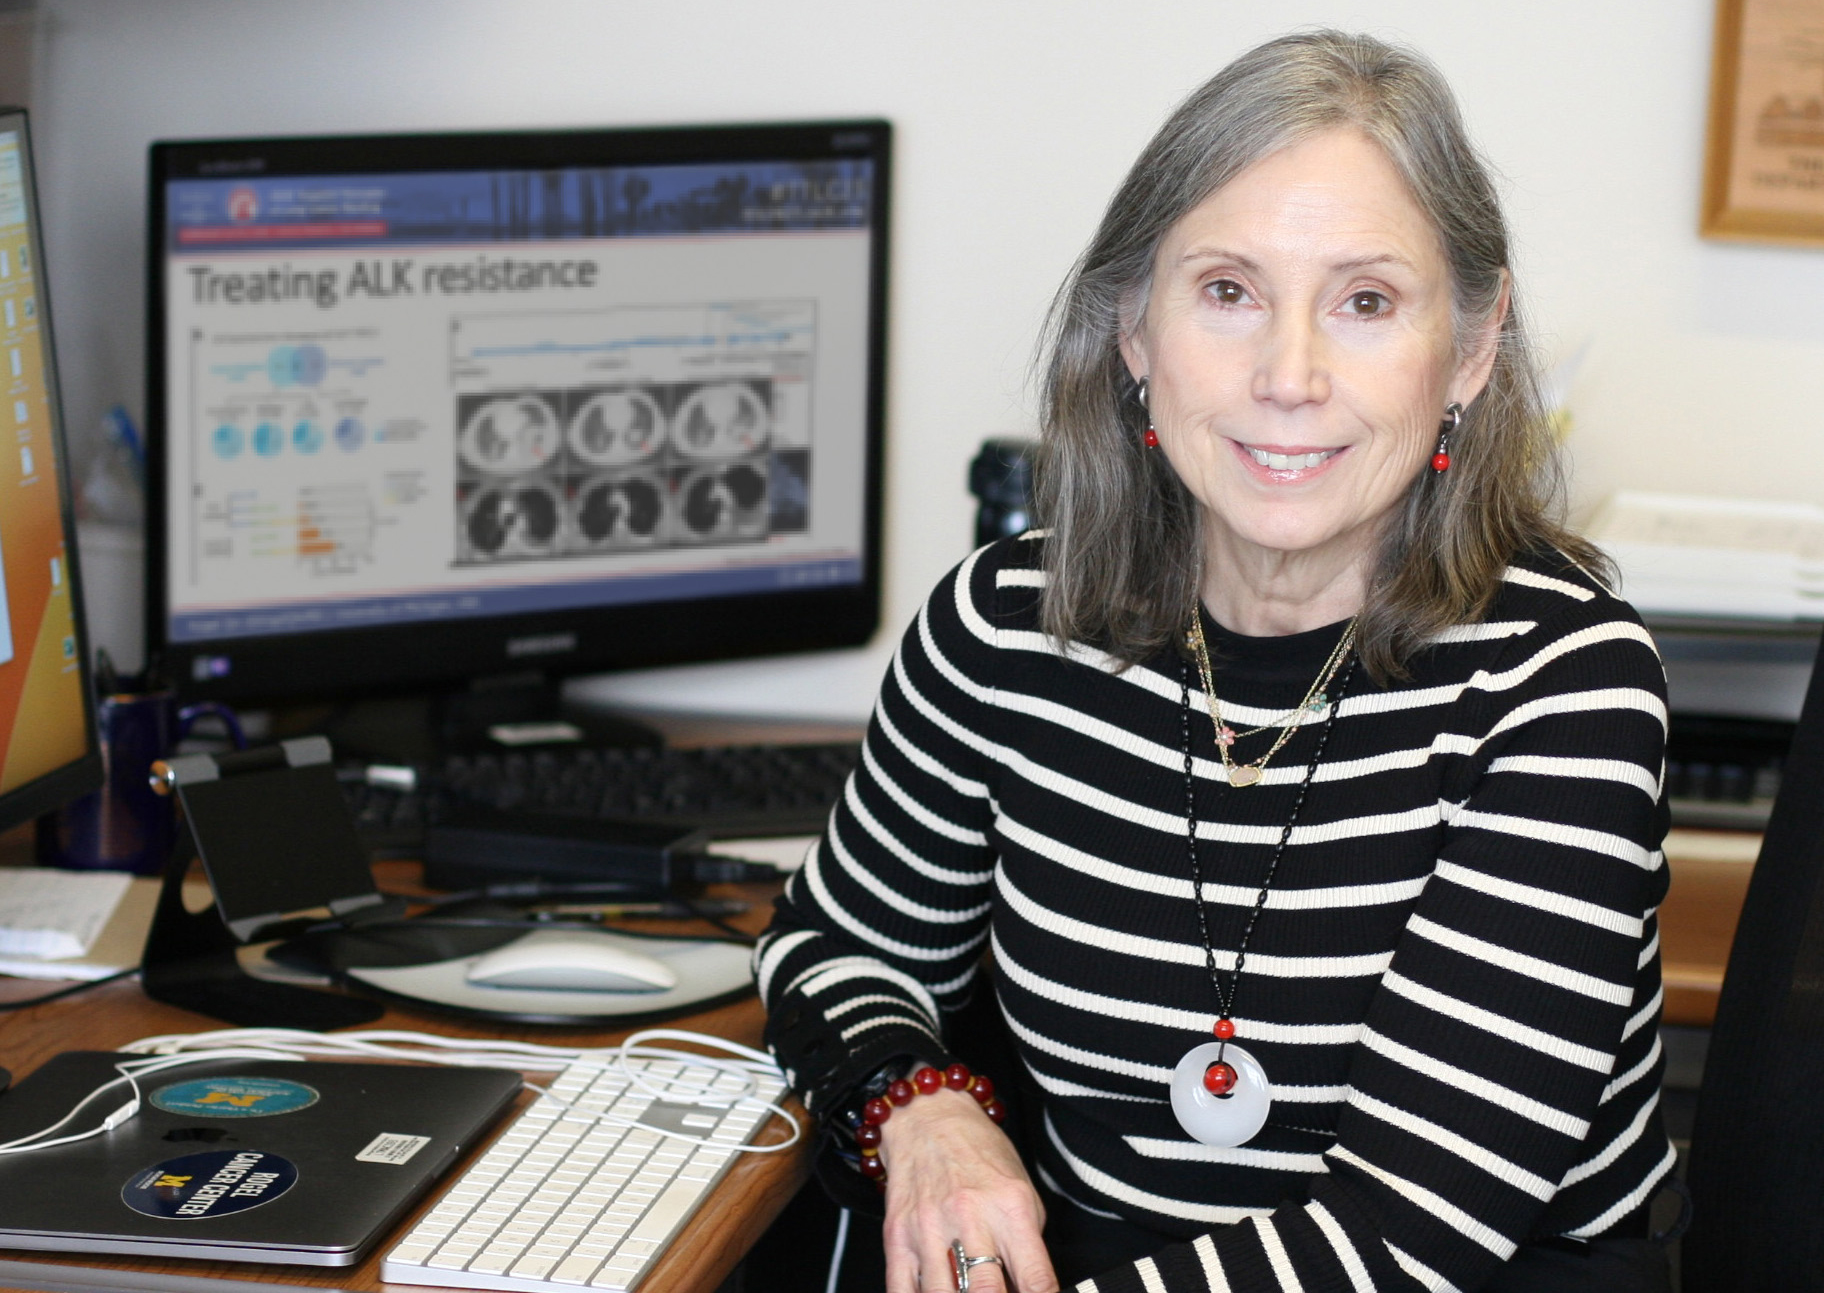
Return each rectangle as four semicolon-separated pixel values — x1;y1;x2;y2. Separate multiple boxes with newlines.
119;1028;597;1071
618;1028;776;1068
825;1206;852;1293
0;1048;304;1157
538;1028;801;1154
113;1026;802;1154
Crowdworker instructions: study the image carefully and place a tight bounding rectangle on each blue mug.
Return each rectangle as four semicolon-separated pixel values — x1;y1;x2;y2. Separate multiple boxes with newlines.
37;690;246;875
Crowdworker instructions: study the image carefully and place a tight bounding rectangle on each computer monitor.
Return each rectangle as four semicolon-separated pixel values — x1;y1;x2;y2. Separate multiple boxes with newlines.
0;106;101;831
145;121;888;754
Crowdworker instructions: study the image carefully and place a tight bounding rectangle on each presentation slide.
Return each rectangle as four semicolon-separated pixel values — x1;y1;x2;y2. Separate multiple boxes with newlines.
163;159;874;644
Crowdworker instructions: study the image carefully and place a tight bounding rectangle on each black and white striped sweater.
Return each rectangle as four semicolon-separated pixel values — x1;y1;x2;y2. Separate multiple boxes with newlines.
758;534;1673;1293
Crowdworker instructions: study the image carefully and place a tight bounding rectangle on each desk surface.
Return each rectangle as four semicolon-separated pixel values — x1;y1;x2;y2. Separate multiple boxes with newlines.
1658;828;1761;1028
0;872;808;1293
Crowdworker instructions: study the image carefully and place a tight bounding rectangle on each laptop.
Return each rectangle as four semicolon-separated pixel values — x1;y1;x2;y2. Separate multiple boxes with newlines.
0;1052;521;1266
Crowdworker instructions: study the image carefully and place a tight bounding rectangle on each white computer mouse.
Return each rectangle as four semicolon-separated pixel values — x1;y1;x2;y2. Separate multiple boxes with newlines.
464;932;680;993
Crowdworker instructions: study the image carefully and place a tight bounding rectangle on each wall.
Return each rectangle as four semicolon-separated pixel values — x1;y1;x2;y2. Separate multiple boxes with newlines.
28;0;1824;720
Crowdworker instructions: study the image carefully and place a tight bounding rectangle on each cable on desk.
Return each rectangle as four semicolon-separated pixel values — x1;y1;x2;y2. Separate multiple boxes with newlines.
368;874;766;944
0;968;137;1012
674;895;758;946
383;880;648;909
325;915;755;947
119;1027;805;1154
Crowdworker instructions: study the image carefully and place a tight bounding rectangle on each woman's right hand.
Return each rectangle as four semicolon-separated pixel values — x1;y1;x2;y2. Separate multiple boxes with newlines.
878;1087;1058;1293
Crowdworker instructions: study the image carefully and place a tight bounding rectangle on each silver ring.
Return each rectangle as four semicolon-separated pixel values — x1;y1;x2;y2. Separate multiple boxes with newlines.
951;1240;1004;1293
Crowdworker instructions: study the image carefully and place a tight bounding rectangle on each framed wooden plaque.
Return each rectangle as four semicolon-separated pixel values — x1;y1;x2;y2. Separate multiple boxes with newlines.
1702;0;1824;246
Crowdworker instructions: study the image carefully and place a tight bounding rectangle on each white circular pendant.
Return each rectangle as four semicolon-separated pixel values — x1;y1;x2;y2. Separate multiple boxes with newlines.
1170;1042;1271;1147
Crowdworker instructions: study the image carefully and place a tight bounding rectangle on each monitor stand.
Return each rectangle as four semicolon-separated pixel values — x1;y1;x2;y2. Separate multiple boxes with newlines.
311;672;664;765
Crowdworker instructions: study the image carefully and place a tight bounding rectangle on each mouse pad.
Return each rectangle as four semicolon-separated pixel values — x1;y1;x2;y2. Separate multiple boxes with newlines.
0;1052;521;1266
346;929;756;1024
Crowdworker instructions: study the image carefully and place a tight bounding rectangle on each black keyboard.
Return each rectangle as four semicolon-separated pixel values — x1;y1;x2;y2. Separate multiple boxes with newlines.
342;740;860;853
1664;715;1791;833
1665;756;1781;831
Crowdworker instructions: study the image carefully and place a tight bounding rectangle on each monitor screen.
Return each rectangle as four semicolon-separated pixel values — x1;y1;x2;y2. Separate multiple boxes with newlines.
147;122;888;717
0;108;101;830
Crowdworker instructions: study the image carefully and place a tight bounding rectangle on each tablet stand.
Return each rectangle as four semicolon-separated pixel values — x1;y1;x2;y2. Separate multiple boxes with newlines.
141;736;396;1030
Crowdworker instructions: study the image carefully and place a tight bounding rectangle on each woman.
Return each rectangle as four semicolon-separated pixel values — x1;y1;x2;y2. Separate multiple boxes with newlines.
759;30;1673;1293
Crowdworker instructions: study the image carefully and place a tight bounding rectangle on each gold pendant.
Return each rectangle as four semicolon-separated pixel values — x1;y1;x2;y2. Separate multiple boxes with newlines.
1228;765;1263;788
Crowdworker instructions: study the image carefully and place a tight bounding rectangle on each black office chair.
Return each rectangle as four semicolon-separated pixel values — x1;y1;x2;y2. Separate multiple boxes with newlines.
1682;632;1824;1290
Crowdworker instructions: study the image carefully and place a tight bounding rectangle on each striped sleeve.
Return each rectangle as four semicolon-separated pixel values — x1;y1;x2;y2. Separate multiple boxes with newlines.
1090;596;1672;1292
758;545;1003;1123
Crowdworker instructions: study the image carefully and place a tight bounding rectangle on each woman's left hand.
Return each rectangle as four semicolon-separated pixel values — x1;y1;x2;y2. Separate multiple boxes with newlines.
877;1086;1058;1293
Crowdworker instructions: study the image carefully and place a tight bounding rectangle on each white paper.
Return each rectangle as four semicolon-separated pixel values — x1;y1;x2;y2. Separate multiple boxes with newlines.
0;868;133;960
1591;492;1824;620
0;877;162;979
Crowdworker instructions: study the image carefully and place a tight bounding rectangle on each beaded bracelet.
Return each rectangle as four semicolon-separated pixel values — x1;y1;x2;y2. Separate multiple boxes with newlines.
849;1063;1006;1184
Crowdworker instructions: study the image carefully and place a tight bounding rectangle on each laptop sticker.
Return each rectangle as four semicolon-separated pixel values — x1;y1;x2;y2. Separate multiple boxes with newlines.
355;1132;433;1165
122;1150;299;1219
151;1076;320;1118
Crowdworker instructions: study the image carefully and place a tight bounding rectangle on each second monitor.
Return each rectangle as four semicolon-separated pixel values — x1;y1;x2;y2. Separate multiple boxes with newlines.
146;120;890;754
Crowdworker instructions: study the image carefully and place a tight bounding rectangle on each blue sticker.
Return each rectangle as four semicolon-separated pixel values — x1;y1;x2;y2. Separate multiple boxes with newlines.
151;1076;320;1119
123;1150;298;1220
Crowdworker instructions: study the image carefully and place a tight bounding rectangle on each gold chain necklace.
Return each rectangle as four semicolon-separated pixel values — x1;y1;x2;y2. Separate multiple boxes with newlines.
1186;607;1357;789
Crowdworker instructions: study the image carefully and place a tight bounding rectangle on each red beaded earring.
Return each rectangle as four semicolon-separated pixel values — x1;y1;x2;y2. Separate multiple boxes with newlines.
1139;378;1159;447
1432;402;1463;472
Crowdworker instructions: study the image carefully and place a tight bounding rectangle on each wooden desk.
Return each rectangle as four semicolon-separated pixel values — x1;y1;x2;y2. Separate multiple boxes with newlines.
1660;828;1761;1028
0;872;810;1293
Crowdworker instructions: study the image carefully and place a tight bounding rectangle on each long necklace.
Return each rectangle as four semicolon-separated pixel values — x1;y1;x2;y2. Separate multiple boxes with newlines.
1169;646;1357;1148
1188;611;1356;788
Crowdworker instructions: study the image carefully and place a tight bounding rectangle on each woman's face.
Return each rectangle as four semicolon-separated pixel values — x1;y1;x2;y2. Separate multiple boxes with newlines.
1122;128;1500;572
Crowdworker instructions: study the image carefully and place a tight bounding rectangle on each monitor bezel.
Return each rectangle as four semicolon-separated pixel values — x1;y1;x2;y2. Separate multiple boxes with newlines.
145;119;890;708
0;106;103;831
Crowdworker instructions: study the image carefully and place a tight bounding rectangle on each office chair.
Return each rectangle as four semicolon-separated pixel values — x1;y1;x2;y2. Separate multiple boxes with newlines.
1681;631;1824;1290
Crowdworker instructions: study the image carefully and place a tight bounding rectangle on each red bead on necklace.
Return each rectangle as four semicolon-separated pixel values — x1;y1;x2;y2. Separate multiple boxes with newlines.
1202;1061;1238;1096
1213;1018;1235;1040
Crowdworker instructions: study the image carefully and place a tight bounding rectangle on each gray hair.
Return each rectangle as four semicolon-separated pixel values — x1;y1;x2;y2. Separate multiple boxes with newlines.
1035;29;1606;681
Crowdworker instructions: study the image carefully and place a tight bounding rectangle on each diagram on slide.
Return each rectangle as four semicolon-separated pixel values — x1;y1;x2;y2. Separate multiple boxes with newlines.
449;301;813;566
184;328;411;585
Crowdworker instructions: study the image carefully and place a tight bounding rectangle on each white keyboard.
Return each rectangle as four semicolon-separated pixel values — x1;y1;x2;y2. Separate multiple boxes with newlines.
383;1054;787;1292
